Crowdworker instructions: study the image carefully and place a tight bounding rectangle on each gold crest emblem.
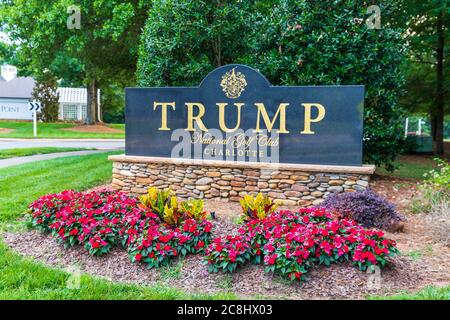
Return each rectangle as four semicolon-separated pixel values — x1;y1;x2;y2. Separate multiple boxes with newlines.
220;67;247;99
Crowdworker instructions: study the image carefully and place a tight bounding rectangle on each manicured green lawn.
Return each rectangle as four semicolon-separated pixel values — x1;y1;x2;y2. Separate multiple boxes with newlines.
0;240;236;300
0;147;91;159
376;155;438;180
0;241;237;300
0;152;235;300
0;121;124;139
369;285;450;300
0;152;119;224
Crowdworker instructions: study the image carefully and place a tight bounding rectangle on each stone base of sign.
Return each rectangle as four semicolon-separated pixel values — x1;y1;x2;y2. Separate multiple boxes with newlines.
108;155;376;206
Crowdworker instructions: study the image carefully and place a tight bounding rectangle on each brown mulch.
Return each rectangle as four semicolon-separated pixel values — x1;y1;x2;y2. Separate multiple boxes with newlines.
0;128;15;133
371;175;450;288
62;124;123;134
2;217;421;300
370;175;421;214
2;176;449;299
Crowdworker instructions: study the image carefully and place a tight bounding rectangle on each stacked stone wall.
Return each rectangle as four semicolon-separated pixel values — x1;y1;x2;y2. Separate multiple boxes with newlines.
110;156;373;206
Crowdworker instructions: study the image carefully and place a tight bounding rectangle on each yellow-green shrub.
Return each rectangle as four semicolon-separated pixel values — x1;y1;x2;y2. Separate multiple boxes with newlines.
140;187;208;226
239;193;277;221
180;199;207;221
139;187;172;218
163;196;184;226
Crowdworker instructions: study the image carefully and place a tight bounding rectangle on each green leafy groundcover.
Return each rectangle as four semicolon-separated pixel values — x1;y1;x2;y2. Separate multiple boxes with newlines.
29;190;398;282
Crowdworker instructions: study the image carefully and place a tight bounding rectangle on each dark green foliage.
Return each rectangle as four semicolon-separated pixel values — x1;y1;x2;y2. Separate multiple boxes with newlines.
245;1;408;170
397;0;450;155
137;0;252;86
1;0;151;124
101;84;125;123
137;0;408;170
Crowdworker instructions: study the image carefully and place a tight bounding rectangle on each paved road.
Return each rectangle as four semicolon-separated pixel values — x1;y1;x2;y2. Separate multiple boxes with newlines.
0;150;115;169
0;138;125;150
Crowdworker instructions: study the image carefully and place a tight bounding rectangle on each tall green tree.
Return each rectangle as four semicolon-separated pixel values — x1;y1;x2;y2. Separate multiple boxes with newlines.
245;1;408;170
0;40;23;68
137;0;253;86
0;0;150;124
399;0;449;155
138;0;408;169
0;41;11;65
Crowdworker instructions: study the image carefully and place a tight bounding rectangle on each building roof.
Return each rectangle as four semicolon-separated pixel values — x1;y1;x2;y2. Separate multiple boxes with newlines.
57;87;100;105
0;77;100;105
57;87;87;104
0;76;35;99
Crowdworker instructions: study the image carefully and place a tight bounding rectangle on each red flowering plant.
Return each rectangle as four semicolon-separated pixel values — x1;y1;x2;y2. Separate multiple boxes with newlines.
128;224;182;268
29;188;214;264
29;190;81;233
204;235;252;273
206;207;398;281
119;207;159;247
80;216;120;256
350;228;397;271
123;187;213;268
272;209;397;278
126;218;213;268
237;220;265;264
28;190;154;256
263;238;313;281
179;218;212;254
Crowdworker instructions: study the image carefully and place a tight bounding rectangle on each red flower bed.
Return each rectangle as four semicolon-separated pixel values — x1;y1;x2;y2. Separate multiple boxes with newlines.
204;208;398;281
127;218;212;268
29;190;145;255
29;191;397;282
29;190;212;263
204;235;252;272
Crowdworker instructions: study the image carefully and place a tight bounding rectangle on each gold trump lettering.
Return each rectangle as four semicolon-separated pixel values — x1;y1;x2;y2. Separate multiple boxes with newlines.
301;103;326;134
153;102;175;131
253;103;289;133
217;103;243;132
153;102;326;134
185;102;208;132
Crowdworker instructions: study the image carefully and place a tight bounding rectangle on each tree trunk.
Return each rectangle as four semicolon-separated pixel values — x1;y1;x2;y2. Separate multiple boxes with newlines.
85;79;99;125
432;8;445;155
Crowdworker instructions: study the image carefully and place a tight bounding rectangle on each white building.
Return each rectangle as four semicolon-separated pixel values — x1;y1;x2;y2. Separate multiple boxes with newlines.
0;64;100;121
0;65;35;120
57;87;101;121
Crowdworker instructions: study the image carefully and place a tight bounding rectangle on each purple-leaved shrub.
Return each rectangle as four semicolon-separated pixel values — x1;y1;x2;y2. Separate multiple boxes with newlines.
320;189;405;231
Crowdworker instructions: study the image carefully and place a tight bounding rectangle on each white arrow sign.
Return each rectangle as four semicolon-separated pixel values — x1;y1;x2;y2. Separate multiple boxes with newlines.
29;102;41;112
28;101;41;137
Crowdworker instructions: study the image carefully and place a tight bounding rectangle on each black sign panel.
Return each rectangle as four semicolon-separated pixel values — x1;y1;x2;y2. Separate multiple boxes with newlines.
126;64;364;166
